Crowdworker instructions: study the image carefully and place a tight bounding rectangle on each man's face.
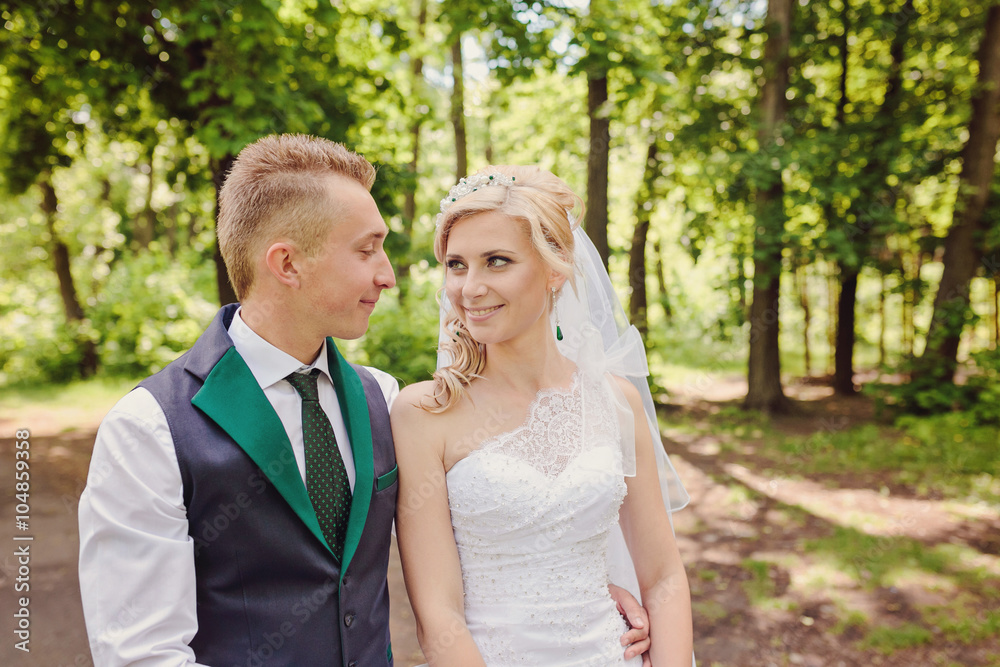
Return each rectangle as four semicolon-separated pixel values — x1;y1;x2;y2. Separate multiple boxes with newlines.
298;177;396;340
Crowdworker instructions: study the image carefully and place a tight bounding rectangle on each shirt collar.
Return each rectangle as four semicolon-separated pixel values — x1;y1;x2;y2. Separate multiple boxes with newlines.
228;307;334;390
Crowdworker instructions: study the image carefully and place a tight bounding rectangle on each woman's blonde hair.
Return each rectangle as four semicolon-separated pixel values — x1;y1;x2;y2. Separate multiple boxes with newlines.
217;134;376;300
425;165;583;412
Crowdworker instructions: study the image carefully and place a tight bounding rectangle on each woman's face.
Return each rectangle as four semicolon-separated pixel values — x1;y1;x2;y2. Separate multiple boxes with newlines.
443;211;557;347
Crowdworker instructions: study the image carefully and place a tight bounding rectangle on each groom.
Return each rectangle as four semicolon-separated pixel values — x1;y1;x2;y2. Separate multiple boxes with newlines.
78;134;650;666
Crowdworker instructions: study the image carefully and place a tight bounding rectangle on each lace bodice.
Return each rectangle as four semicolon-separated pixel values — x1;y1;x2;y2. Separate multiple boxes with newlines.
446;372;640;666
470;372;619;477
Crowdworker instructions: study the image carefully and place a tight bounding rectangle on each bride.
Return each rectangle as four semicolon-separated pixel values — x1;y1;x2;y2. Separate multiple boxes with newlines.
392;165;693;666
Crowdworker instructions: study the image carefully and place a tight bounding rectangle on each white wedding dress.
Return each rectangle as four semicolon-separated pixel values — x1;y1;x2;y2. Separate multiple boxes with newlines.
445;371;643;667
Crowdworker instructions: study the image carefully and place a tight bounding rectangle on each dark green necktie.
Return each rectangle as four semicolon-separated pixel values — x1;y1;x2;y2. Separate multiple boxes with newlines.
286;369;352;558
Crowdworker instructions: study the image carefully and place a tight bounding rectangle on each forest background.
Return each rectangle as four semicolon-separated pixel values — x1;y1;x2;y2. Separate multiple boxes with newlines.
1;0;999;665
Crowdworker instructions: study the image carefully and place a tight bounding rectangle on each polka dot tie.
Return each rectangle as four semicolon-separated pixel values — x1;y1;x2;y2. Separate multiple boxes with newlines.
286;369;352;558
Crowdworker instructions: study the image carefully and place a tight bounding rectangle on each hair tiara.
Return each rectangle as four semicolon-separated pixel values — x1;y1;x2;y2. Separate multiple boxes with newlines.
436;172;516;228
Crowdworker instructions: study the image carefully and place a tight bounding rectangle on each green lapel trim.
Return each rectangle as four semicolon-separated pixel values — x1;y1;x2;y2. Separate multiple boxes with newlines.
325;338;374;583
191;347;330;555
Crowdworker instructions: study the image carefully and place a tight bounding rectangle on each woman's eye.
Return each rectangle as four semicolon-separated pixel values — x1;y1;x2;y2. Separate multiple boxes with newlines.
447;260;466;271
487;256;511;268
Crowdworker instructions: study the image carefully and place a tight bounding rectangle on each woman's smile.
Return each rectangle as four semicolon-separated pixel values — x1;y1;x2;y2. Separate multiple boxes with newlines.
464;304;504;320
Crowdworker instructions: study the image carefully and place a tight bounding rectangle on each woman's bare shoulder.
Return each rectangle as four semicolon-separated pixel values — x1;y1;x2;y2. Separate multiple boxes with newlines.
391;381;463;429
394;380;438;408
610;374;643;405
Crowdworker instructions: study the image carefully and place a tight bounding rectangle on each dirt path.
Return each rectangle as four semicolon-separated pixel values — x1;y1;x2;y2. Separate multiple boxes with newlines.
663;378;1000;667
1;378;998;666
0;421;424;667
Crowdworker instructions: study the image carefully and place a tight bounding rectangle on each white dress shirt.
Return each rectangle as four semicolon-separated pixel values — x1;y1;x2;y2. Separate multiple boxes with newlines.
78;309;399;667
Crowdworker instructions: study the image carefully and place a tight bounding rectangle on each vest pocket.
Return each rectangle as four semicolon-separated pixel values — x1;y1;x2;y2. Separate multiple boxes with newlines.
375;465;398;492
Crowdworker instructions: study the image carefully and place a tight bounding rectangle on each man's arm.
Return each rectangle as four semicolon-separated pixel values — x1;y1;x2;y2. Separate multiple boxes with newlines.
363;365;401;410
609;583;652;665
78;389;206;667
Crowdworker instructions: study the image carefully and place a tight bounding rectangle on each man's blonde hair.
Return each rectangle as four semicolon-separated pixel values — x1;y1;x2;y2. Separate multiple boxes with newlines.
217;134;377;300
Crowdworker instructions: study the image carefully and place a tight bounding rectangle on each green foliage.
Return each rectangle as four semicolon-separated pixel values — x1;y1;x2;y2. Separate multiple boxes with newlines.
0;299;87;385
1;0;998;406
88;251;217;376
355;276;440;387
0;246;217;383
872;349;1000;425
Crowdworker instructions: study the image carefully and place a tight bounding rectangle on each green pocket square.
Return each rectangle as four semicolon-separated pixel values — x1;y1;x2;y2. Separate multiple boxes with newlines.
376;465;398;491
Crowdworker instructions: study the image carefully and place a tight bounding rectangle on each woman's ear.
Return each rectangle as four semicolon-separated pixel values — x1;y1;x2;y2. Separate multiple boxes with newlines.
547;270;568;294
264;242;300;288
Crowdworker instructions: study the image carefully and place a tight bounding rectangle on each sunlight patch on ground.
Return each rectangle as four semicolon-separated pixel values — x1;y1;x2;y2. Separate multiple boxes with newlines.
882;569;958;603
787;558;857;594
721;462;999;544
662;372;748;403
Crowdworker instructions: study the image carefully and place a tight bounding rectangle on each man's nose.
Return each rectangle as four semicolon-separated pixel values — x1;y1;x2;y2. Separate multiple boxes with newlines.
376;250;396;289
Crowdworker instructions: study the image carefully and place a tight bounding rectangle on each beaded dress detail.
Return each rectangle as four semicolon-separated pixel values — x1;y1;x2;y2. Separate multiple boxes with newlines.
446;372;642;666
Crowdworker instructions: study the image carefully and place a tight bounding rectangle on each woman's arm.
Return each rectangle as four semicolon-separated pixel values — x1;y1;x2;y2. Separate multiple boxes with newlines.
392;383;486;667
615;377;694;667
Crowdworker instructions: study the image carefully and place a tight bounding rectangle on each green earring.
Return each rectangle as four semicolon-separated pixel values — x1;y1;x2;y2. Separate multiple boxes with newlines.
553;287;563;341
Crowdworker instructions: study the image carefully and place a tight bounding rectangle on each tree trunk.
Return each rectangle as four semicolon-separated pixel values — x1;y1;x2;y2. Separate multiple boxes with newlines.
795;265;812;378
165;201;179;257
834;264;858;393
135;158;156;250
40;173;98;377
628;140;659;337
993;275;999;350
628;221;650;338
828;268;838;376
585;72;611;269
397;0;428;304
745;0;793;413
654;240;671;320
450;34;467;183
918;6;1000;381
213;154;238;305
879;273;887;366
903;253;914;360
831;0;853;393
736;252;747;318
833;0;911;394
485;111;495;165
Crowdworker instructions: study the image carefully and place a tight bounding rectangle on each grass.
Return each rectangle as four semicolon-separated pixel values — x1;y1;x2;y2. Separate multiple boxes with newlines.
663;395;1000;507
740;559;776;601
0;375;141;408
0;375;142;433
924;600;1000;645
802;526;1000;592
831;609;868;636
778;415;1000;506
692;599;728;623
655;360;1000;662
861;623;934;654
